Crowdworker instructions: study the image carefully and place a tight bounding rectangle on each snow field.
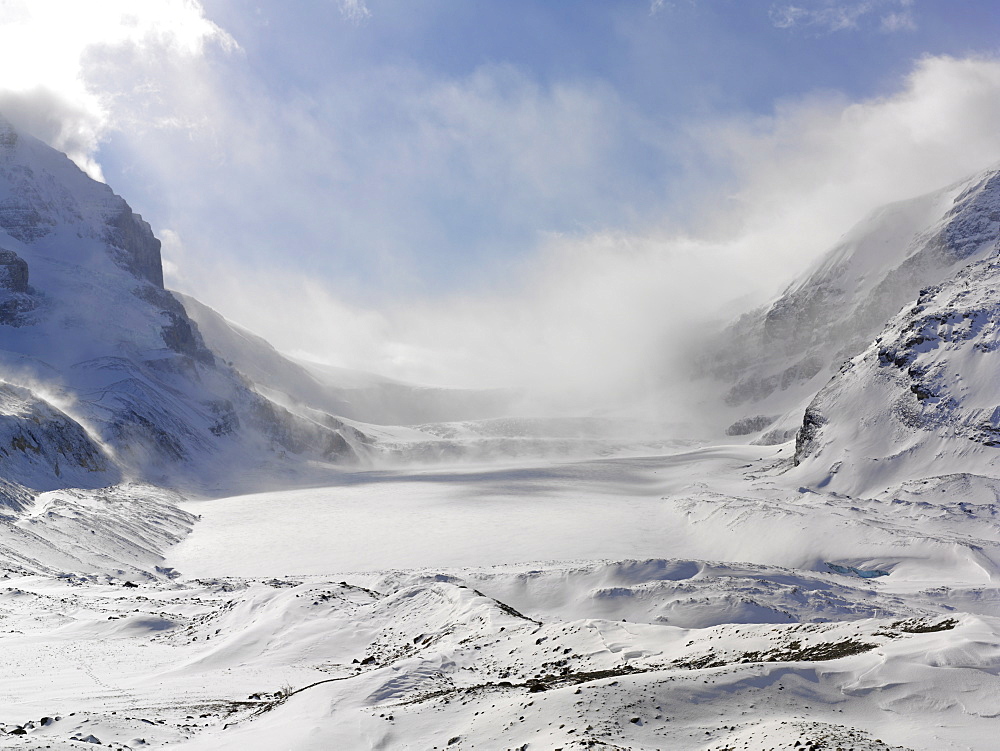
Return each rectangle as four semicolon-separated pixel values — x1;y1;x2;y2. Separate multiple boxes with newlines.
2;447;998;748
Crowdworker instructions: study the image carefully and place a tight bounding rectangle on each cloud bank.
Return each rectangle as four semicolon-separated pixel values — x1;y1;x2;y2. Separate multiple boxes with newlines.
158;55;1000;417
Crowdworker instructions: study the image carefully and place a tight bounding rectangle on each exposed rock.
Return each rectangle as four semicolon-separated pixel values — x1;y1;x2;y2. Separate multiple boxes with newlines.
160;311;215;364
793;250;1000;491
0;477;34;513
752;425;798;446
105;205;163;288
725;415;776;437
793;404;827;466
248;396;354;461
705;167;1000;429
0;248;28;292
0;382;119;494
133;284;215;364
0;195;54;243
0;247;37;326
0;291;37;327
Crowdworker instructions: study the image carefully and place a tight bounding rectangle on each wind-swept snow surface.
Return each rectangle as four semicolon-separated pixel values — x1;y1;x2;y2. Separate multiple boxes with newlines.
5;446;1000;750
168;447;773;574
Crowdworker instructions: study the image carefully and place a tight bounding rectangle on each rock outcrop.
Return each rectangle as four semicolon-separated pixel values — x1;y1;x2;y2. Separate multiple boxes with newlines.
0;382;119;502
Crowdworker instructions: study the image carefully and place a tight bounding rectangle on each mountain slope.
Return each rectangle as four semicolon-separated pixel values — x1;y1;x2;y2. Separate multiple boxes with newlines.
0;117;361;494
706;167;1000;442
792;249;1000;495
177;292;514;426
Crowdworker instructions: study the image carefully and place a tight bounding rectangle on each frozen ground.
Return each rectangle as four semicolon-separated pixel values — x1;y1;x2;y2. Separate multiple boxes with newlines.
2;443;999;750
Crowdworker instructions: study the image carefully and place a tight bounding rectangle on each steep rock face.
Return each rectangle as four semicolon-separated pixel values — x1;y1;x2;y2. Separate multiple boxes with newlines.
0;246;36;326
105;204;164;288
704;167;1000;439
0;248;28;292
0;117;161;285
792;250;1000;495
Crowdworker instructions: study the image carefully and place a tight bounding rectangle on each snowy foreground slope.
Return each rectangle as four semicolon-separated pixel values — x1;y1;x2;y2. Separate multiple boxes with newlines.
4;447;1000;750
3;119;1000;749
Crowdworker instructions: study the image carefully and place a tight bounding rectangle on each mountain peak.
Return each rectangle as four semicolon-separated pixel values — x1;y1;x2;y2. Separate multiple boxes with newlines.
0;114;163;288
704;164;1000;443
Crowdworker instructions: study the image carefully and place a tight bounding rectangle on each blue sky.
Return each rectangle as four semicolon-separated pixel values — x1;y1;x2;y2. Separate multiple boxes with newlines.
96;0;1000;296
4;0;1000;396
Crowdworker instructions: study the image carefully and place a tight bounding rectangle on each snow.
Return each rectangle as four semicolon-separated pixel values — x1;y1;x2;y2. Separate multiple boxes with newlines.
707;166;1000;443
793;252;1000;496
167;448;767;575
5;121;1000;749
128;445;1000;749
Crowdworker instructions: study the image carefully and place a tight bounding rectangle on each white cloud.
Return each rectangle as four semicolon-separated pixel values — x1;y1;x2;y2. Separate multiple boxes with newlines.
880;8;916;32
123;57;673;312
694;54;1000;265
0;0;235;179
1;2;996;420
336;0;371;23
770;0;915;33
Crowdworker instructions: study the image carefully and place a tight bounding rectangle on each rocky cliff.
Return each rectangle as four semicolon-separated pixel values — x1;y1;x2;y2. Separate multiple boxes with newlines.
792;249;1000;495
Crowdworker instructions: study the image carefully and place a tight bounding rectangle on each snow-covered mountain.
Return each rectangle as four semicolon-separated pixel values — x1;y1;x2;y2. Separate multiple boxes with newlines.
793;248;1000;495
0;117;363;496
707;167;1000;443
0;116;667;508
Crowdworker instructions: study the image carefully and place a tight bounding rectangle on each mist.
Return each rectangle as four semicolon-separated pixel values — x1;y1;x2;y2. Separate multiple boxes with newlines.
160;55;1000;422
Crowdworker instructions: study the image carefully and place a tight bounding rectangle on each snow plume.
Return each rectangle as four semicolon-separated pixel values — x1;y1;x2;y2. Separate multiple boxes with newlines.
686;55;1000;279
0;0;235;180
165;54;1000;418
